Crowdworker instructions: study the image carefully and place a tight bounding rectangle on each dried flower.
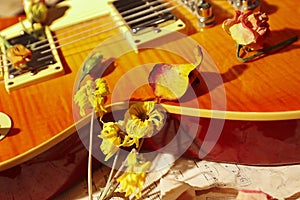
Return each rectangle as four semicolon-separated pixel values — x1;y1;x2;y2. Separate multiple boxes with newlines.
92;79;110;118
116;149;151;198
98;122;123;161
74;80;95;116
222;10;298;62
6;44;32;68
222;10;269;50
23;0;48;24
124;101;165;148
94;78;110;96
74;78;109;117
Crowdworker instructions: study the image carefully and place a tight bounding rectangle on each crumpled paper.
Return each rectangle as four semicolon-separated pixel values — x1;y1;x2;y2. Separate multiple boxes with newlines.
159;158;300;199
71;154;300;200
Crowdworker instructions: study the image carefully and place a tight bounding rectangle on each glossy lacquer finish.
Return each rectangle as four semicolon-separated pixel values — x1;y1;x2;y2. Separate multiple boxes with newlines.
0;123;104;200
0;2;299;198
144;114;300;165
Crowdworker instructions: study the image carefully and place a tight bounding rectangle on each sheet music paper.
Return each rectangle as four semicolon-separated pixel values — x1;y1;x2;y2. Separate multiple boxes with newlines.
56;154;300;199
159;158;300;199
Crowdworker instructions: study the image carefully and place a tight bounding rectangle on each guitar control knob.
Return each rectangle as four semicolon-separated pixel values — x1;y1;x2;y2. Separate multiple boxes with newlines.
196;1;215;27
241;0;260;11
231;0;261;11
0;112;12;141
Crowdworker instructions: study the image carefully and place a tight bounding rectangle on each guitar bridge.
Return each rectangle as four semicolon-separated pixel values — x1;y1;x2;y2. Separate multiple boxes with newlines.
110;0;185;51
0;26;64;92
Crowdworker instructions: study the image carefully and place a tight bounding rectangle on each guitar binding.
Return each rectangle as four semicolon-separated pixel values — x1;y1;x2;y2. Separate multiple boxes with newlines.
0;26;64;92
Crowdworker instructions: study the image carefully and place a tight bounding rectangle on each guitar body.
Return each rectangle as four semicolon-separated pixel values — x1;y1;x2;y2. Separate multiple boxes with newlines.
0;0;300;198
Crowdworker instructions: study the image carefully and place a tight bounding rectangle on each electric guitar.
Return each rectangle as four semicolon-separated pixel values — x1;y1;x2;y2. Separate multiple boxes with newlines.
0;0;300;175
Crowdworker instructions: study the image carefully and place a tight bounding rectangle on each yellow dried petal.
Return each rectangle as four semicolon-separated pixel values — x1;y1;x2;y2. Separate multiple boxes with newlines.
124;101;165;145
116;172;147;198
95;78;110;96
98;122;122;161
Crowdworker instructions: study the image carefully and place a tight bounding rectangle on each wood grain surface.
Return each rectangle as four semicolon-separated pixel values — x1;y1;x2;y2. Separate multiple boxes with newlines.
0;0;299;170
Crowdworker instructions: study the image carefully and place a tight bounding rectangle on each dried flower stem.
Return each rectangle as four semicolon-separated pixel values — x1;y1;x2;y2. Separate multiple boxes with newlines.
99;150;120;200
99;148;135;199
236;35;298;62
88;110;95;200
99;147;143;199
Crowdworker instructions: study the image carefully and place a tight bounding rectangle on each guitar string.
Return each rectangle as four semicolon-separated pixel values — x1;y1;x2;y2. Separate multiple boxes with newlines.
0;2;182;68
0;19;121;68
0;0;168;55
41;0;171;45
31;0;177;49
121;0;174;21
31;17;121;52
31;0;177;52
1;0;180;56
1;0;176;54
40;4;181;55
121;0;172;16
31;9;106;47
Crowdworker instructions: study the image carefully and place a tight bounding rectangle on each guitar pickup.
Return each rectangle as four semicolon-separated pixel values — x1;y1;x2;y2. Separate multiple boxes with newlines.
110;0;185;51
5;31;56;79
0;26;64;92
